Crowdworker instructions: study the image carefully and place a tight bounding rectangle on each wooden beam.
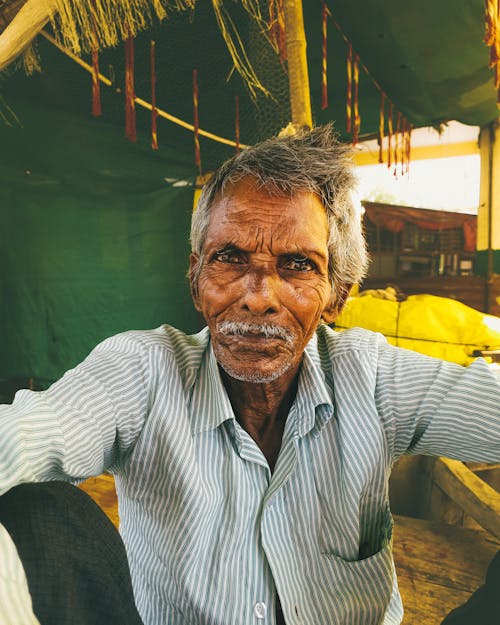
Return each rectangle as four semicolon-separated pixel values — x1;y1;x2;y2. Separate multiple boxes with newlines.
466;461;500;472
433;457;500;541
0;0;57;71
0;0;27;35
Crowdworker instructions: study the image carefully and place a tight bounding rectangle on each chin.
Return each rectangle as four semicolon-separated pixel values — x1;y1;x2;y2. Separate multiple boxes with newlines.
218;360;294;384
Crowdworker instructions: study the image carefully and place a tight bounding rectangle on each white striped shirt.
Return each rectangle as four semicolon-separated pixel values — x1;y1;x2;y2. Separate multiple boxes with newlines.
0;524;40;625
1;325;499;625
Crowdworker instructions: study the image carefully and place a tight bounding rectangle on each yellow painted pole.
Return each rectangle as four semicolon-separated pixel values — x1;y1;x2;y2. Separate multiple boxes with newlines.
478;121;500;312
283;0;313;129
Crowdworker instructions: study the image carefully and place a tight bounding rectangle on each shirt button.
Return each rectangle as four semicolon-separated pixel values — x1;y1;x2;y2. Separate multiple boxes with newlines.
254;602;267;619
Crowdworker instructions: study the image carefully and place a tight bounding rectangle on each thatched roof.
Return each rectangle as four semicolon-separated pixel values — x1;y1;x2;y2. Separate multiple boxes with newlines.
0;0;498;161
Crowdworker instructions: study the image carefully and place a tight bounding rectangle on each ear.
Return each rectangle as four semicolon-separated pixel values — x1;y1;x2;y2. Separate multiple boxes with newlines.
189;253;202;312
321;283;353;325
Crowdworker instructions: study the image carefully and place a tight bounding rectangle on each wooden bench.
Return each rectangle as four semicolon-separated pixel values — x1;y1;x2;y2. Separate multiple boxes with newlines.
80;458;500;624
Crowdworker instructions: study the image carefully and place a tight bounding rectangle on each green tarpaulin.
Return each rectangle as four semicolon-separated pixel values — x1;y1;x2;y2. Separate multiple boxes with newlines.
0;96;202;391
310;0;499;132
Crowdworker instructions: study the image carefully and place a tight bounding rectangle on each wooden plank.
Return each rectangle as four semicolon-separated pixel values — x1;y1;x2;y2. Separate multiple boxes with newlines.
466;462;500;472
432;457;500;540
393;515;499;593
393;515;499;624
398;576;471;625
427;480;466;527
79;473;119;528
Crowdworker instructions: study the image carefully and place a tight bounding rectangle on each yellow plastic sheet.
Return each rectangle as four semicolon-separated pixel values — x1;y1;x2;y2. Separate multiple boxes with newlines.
335;293;500;365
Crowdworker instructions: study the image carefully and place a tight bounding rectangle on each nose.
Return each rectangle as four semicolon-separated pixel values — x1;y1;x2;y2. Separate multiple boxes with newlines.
240;268;280;315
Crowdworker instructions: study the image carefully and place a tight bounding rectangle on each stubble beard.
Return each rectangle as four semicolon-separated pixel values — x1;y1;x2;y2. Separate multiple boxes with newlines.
214;321;297;384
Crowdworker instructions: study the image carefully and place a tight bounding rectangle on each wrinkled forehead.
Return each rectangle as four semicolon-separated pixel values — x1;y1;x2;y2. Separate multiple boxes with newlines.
215;176;326;214
205;178;330;253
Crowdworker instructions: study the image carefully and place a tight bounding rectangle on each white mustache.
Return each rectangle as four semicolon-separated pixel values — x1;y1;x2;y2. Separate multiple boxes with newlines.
217;321;295;345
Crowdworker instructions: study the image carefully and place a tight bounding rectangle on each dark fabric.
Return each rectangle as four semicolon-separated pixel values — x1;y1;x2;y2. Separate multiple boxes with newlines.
0;481;144;625
441;551;500;625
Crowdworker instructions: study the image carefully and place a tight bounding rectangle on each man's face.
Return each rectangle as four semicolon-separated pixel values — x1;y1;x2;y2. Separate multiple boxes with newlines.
190;177;344;383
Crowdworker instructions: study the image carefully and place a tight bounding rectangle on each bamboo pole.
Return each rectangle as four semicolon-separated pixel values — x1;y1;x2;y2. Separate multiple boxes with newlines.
0;0;57;71
486;123;495;313
478;121;500;312
282;0;312;129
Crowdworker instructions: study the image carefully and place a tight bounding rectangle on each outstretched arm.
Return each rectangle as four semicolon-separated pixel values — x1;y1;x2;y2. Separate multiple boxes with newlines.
0;331;151;494
374;340;500;463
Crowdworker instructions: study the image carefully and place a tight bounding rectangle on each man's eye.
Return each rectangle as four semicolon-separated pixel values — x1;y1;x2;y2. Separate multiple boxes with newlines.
214;250;243;264
284;257;314;271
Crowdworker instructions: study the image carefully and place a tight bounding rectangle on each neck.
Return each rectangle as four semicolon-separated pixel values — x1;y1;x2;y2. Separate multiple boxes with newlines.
220;363;301;471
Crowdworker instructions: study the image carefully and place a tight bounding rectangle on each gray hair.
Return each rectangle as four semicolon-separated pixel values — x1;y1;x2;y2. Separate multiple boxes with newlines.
190;124;368;299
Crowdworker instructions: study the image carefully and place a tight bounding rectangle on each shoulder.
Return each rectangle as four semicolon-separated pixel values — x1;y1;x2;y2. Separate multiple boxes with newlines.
91;325;209;374
94;324;207;352
316;324;386;360
317;324;456;375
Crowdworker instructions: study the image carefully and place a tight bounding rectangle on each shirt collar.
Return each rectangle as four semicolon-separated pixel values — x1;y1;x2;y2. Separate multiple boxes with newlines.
295;331;334;437
189;340;236;435
188;327;334;437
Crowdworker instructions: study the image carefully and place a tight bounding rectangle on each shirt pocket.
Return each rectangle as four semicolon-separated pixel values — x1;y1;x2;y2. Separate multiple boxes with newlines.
321;541;395;623
316;484;393;561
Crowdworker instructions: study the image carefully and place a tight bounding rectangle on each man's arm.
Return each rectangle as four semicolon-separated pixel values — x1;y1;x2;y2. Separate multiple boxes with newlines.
374;340;500;463
0;332;151;494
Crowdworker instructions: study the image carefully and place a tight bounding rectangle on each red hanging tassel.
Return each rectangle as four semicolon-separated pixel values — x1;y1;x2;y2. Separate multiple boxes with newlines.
125;35;136;143
193;69;202;173
321;2;330;110
407;123;412;174
394;111;401;176
401;117;407;175
378;92;385;163
485;0;498;46
485;0;499;69
346;44;353;133
497;70;500;105
485;0;500;105
496;61;500;102
91;48;102;117
269;0;287;63
235;95;240;154
150;40;158;150
387;101;393;170
352;53;360;144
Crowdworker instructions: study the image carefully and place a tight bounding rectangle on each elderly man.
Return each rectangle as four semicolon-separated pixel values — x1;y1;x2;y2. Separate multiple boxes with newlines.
1;125;499;625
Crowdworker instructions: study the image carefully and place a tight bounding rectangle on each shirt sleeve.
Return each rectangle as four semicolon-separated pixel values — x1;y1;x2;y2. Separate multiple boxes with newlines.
0;523;41;625
374;338;500;463
0;332;151;495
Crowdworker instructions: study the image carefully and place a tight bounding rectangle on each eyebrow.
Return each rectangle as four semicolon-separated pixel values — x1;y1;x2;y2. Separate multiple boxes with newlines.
210;241;327;262
285;247;328;262
213;243;240;253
